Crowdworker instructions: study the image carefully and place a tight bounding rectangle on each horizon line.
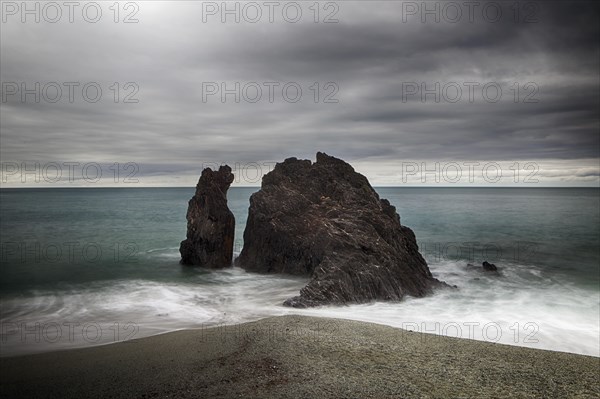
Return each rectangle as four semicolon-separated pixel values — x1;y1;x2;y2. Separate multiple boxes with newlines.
1;186;599;189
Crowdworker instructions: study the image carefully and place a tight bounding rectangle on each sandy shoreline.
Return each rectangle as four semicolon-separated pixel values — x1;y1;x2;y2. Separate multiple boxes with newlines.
1;315;598;398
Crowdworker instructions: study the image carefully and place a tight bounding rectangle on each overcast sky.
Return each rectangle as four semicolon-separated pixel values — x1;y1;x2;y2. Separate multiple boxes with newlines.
1;0;598;186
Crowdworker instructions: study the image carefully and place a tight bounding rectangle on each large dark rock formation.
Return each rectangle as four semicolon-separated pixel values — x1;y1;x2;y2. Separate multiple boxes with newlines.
235;152;445;307
180;166;235;268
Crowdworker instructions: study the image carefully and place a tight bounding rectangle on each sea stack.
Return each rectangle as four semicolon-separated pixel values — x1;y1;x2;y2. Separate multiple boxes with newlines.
180;165;235;267
236;152;445;307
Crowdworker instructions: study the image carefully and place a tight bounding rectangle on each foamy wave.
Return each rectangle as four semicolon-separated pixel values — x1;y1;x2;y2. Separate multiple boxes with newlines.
290;260;600;357
0;269;308;356
1;263;598;357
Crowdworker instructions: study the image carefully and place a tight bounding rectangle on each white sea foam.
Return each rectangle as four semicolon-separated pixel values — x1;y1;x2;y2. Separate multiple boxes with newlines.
1;261;598;357
294;260;600;357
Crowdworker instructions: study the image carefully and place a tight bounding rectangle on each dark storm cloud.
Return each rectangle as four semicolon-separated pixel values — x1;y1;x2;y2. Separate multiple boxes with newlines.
0;0;598;186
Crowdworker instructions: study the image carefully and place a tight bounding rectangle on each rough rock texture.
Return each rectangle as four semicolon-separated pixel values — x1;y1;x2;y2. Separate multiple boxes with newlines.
180;165;235;267
236;152;445;307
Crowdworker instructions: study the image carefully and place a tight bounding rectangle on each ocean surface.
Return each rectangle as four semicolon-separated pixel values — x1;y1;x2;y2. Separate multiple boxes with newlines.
0;187;598;357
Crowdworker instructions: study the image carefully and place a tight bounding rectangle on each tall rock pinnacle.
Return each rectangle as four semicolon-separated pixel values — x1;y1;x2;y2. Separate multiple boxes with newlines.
180;165;235;268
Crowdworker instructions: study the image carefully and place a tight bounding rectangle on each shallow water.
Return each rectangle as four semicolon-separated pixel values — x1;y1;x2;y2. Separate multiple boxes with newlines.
1;187;598;356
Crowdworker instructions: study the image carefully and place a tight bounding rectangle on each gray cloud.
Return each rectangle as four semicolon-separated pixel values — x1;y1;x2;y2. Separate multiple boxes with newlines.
1;0;598;186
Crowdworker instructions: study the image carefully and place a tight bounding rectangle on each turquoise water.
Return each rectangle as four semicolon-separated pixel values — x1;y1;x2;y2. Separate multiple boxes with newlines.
1;187;598;356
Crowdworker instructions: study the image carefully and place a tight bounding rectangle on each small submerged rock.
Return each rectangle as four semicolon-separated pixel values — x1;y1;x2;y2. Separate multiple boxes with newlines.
180;165;235;268
467;261;500;274
482;261;498;272
236;152;447;307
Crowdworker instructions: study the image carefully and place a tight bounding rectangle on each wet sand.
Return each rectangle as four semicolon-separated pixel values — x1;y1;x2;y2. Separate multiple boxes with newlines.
1;315;598;398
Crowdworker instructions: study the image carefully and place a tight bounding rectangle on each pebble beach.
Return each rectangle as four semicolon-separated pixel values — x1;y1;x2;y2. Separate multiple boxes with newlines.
1;315;598;398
